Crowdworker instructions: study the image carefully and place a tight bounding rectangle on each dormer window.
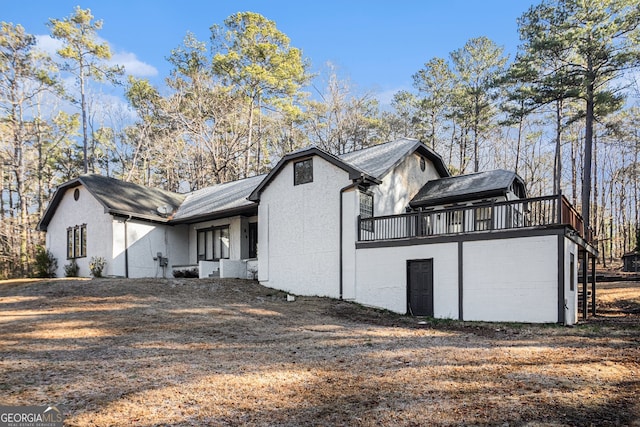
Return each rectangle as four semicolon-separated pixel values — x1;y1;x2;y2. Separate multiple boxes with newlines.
294;158;313;185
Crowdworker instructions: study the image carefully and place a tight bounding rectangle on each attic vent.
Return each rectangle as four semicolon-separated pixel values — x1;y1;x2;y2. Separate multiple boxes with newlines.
74;189;80;201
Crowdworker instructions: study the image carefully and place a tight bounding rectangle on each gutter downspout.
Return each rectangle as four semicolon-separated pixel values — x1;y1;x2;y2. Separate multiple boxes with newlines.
339;176;366;300
124;216;131;278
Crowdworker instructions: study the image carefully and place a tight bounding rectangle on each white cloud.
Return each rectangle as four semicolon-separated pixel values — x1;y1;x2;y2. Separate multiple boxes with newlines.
109;51;158;77
376;86;410;110
35;34;63;56
35;34;158;78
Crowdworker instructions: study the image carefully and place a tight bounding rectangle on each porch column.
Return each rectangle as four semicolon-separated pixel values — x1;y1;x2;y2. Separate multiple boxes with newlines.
591;255;597;317
582;251;588;321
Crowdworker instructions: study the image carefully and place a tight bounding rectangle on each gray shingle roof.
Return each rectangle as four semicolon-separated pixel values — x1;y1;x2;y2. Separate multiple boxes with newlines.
38;173;262;230
338;138;426;178
37;174;186;230
39;138;453;230
173;175;264;222
410;169;525;208
79;174;186;219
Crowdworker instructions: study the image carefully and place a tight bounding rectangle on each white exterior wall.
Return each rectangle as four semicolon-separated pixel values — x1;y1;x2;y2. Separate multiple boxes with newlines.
564;237;579;325
45;185;113;278
463;235;558;323
258;157;350;297
373;154;441;216
345;153;443;299
188;216;246;263
355;233;571;324
341;188;358;300
112;219;189;278
355;243;459;315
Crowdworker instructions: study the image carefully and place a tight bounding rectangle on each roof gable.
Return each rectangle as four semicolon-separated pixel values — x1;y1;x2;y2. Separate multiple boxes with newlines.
338;137;449;179
248;138;450;202
247;146;376;202
38;174;186;230
409;169;526;208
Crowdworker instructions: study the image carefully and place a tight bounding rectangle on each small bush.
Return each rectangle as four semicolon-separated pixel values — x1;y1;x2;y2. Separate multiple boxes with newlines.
184;268;198;278
89;256;106;278
34;246;57;278
64;260;79;277
173;268;198;278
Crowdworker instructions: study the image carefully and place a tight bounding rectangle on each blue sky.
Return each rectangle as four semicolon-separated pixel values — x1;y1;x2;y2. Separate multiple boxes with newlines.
3;0;534;103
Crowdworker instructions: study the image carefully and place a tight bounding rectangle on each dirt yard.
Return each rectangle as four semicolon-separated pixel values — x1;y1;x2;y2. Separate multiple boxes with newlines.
1;278;638;426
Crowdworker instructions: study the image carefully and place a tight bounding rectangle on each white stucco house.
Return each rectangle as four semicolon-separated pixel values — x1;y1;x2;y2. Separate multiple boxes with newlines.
38;138;597;325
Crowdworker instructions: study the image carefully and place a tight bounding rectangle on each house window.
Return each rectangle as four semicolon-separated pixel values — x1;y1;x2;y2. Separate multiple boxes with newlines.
294;158;313;185
197;226;230;261
570;253;575;291
359;191;374;232
66;224;87;259
248;222;258;259
474;206;492;231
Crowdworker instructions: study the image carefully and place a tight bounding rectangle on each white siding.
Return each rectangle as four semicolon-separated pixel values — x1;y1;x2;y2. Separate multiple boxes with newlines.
373;153;441;216
355;242;459;316
45;185;112;278
564;238;579;325
112;220;189;278
341;188;358;300
354;233;570;324
463;236;558;323
258;156;350;297
346;152;444;300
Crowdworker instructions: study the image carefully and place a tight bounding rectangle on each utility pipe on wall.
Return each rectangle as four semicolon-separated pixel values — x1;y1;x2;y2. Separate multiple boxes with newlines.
123;216;131;278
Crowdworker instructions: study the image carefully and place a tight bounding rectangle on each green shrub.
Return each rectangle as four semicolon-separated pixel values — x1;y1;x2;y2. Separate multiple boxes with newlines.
34;246;57;278
64;260;79;277
89;256;106;278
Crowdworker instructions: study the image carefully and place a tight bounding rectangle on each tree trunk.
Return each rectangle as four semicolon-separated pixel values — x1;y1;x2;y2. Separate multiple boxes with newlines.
80;57;89;174
473;95;480;173
244;96;255;178
571;132;578;207
593;130;599;257
515;114;523;175
582;76;595;233
553;99;563;196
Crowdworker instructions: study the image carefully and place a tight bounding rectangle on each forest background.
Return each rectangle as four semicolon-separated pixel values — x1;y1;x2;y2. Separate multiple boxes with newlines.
1;0;639;278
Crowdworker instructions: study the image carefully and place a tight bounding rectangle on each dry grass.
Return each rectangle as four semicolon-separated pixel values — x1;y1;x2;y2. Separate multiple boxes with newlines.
0;277;638;426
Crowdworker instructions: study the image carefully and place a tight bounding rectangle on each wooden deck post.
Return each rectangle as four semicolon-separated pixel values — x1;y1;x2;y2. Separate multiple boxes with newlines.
582;250;589;321
591;255;597;317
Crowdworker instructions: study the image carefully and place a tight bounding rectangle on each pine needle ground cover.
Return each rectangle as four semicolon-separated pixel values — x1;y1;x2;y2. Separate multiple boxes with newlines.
1;278;638;426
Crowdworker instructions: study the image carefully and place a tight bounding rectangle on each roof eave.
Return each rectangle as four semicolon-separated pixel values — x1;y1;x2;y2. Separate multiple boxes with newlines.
36;178;85;231
110;210;174;224
409;189;508;208
170;204;258;225
248;147;370;202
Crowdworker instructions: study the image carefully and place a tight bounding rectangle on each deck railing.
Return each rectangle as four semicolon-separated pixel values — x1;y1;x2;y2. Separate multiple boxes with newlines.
358;194;591;243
